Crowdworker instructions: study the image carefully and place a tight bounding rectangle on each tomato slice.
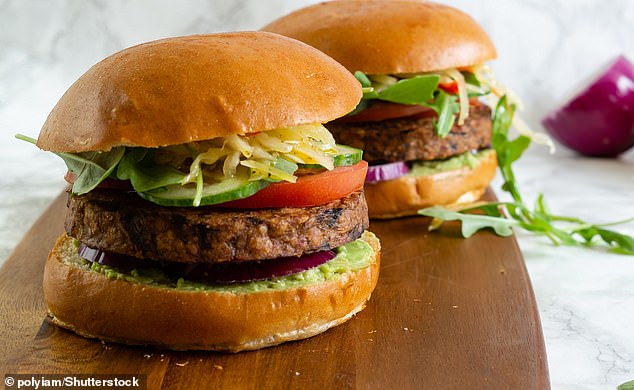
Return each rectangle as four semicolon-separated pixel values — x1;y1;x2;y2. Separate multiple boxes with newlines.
218;160;368;209
438;81;459;94
337;102;434;124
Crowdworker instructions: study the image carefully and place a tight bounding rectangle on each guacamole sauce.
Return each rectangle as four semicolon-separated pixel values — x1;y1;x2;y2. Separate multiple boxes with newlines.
77;231;378;294
408;149;493;177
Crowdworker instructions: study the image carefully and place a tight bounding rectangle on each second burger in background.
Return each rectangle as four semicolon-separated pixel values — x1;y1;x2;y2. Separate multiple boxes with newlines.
263;0;505;218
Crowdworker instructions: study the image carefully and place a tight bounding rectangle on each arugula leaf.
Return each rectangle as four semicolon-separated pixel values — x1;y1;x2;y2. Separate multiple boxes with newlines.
418;206;517;237
372;75;440;105
463;71;481;88
351;71;459;137
416;96;634;256
490;96;530;202
574;226;634;255
425;90;459;138
459;202;507;218
15;134;124;194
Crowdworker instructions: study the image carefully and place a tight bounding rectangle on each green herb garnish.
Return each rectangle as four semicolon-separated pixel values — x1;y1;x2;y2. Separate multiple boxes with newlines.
362;74;439;104
115;148;187;192
419;205;518;238
15;134;124;194
353;71;477;138
418;96;634;255
427;90;460;138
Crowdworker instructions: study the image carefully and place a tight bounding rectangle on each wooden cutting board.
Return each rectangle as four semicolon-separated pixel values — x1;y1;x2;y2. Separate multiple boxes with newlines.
0;190;549;389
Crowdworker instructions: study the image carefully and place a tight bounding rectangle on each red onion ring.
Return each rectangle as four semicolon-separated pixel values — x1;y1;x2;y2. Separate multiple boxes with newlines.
365;161;409;183
78;243;336;284
542;55;634;157
193;250;336;284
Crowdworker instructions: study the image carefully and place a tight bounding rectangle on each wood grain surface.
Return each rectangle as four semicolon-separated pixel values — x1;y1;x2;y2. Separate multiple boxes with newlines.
0;190;549;389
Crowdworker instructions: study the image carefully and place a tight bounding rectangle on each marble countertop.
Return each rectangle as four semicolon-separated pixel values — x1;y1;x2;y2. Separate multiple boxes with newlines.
1;1;634;389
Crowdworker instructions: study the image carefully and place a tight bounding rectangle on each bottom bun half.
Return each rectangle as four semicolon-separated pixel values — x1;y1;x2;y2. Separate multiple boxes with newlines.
366;150;498;219
43;232;380;352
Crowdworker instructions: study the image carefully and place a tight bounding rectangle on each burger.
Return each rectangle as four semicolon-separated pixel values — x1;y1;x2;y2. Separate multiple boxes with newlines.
263;0;502;218
27;32;381;351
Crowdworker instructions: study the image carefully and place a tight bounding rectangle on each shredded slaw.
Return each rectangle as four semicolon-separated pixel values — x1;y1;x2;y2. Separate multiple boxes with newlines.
181;124;338;187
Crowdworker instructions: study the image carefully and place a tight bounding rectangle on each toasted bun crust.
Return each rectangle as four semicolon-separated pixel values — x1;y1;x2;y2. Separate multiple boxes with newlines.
366;150;498;219
37;32;362;153
43;232;380;352
262;0;497;74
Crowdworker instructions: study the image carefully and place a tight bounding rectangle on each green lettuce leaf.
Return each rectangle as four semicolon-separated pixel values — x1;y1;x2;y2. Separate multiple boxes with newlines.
67;148;125;194
116;148;187;192
15;134;124;194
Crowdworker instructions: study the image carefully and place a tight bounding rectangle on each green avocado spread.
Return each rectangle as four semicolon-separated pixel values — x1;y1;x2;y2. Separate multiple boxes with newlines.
408;149;494;177
75;231;378;294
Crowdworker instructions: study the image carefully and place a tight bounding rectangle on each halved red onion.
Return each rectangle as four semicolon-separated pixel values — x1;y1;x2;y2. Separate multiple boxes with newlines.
78;243;336;284
542;55;634;157
365;161;409;183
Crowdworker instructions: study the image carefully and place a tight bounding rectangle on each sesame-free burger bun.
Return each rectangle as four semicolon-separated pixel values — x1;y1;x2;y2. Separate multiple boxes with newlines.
366;150;498;219
43;232;381;352
36;32;362;153
262;0;497;75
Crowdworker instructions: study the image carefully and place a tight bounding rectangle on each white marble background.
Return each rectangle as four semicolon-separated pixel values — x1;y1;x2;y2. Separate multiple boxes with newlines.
1;1;634;389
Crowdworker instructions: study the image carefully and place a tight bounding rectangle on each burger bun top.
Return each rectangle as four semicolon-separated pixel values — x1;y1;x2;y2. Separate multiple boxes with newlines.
37;32;362;153
262;0;497;75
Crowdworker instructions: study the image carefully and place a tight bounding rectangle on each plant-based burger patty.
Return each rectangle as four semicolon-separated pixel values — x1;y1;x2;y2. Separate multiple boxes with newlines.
66;189;368;263
327;102;492;164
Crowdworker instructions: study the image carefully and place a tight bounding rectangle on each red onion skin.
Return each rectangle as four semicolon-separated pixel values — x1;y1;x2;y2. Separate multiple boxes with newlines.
366;161;409;183
542;56;634;157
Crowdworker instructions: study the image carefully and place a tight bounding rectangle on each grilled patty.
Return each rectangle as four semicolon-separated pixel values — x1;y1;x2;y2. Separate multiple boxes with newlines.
326;102;492;163
65;189;369;264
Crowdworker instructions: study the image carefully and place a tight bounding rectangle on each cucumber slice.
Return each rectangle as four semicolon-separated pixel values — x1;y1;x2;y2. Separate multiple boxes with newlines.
300;144;363;169
139;175;269;207
333;144;363;166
